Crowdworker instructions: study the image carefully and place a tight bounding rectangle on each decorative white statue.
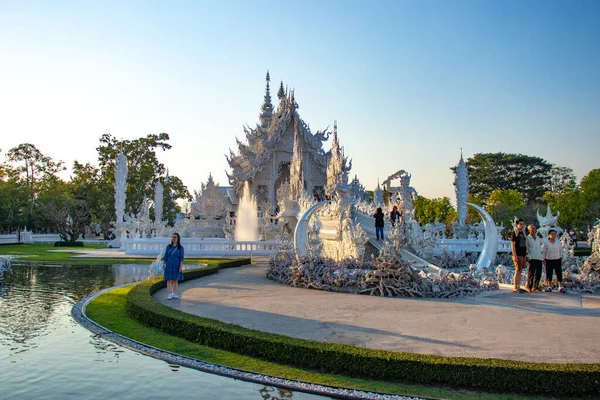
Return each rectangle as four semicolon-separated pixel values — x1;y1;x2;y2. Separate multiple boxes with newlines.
537;205;563;240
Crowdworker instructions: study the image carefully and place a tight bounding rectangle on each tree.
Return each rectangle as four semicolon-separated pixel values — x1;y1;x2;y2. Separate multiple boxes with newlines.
487;189;525;228
4;144;66;228
70;161;114;238
5;143;65;203
42;198;91;241
550;165;577;194
162;174;191;224
413;196;457;226
579;169;600;228
543;169;600;232
96;133;191;219
465;193;485;224
0;178;29;232
454;153;552;203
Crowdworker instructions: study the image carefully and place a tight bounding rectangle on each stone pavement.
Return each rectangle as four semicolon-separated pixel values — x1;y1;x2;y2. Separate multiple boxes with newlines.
155;264;600;364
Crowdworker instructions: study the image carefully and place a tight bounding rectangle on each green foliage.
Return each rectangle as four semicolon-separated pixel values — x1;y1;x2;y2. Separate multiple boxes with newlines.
456;153;552;203
96;133;191;220
89;285;547;400
54;241;84;247
487;190;525;227
124;264;600;397
464;193;485;224
71;161;114;238
1;143;67;231
413;196;457;226
5;143;66;195
550;165;577;194
0;177;29;231
544;169;600;231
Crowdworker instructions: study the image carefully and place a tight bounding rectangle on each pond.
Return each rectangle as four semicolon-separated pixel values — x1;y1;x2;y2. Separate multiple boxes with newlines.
0;263;328;399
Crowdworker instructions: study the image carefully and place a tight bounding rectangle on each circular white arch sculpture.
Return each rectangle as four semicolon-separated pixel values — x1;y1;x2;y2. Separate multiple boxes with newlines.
467;202;498;271
294;200;329;257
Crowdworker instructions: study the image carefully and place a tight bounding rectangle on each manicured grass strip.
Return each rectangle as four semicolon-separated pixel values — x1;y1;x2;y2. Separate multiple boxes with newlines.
125;262;600;398
0;243;222;264
87;286;551;400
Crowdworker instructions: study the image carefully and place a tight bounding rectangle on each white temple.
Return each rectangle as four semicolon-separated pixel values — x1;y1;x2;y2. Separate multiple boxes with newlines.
226;72;344;210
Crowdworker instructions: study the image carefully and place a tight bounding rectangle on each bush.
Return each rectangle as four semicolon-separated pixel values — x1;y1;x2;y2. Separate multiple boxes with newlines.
125;258;600;397
54;241;84;247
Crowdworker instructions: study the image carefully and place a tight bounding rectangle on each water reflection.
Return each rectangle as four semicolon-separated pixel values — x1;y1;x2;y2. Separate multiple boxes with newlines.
0;263;328;399
259;387;294;399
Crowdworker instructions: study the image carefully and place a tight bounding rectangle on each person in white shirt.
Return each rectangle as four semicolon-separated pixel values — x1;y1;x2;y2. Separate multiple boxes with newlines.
543;229;565;293
525;225;543;292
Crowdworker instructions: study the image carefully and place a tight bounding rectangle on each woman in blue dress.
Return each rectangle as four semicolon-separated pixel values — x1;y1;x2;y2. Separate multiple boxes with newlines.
163;232;184;300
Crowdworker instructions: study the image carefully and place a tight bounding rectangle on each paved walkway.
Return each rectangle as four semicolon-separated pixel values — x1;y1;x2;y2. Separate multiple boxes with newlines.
155;264;600;364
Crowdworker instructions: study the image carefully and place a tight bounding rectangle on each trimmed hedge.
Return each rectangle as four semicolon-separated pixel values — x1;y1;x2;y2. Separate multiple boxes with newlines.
54;241;84;247
126;259;600;397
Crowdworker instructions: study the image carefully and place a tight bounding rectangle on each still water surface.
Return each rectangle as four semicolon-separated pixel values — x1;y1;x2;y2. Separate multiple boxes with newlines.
0;263;327;399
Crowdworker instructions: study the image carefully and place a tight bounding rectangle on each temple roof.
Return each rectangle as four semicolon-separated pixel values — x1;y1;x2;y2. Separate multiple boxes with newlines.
226;76;332;190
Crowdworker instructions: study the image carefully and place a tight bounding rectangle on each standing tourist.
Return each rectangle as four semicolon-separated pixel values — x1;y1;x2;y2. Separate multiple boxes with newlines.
163;232;185;300
390;205;401;227
525;225;543;292
510;219;527;293
373;207;385;240
543;229;565;293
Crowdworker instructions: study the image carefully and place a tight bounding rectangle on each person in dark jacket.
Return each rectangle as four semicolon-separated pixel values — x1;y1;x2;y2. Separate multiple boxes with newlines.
373;207;385;240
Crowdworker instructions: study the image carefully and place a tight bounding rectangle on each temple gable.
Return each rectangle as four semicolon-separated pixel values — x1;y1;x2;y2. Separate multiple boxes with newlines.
226;73;332;209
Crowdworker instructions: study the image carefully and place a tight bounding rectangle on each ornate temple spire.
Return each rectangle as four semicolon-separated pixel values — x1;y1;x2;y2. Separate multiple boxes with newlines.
114;150;128;224
154;180;163;223
277;80;285;100
454;148;469;226
326;120;344;191
289;119;304;200
259;71;273;129
289;89;298;112
374;178;383;206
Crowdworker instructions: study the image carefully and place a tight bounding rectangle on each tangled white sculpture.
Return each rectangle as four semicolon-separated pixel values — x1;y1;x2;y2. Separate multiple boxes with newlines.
467;202;498;272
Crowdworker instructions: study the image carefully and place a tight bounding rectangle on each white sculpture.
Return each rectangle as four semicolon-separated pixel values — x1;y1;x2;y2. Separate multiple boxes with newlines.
0;257;13;278
193;173;228;222
584;219;600;273
110;150;128;248
468;202;499;272
154;180;164;223
537;205;563;240
373;180;383;206
289;125;304;200
295;127;366;261
383;169;418;221
453;150;470;239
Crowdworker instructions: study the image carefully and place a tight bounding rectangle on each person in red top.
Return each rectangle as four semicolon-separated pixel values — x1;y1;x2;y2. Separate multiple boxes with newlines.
390;205;401;227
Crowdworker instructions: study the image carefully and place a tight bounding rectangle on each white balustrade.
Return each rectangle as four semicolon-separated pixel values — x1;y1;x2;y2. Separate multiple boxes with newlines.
125;237;280;256
435;238;512;255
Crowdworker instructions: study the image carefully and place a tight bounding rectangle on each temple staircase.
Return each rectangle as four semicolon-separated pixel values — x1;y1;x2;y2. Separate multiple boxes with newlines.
351;207;440;272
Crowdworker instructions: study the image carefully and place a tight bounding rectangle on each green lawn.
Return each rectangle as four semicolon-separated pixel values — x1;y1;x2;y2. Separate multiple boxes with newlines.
0;243;214;264
86;286;552;400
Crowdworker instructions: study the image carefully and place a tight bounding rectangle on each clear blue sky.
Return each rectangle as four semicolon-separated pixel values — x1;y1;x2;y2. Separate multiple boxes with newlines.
1;0;598;201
